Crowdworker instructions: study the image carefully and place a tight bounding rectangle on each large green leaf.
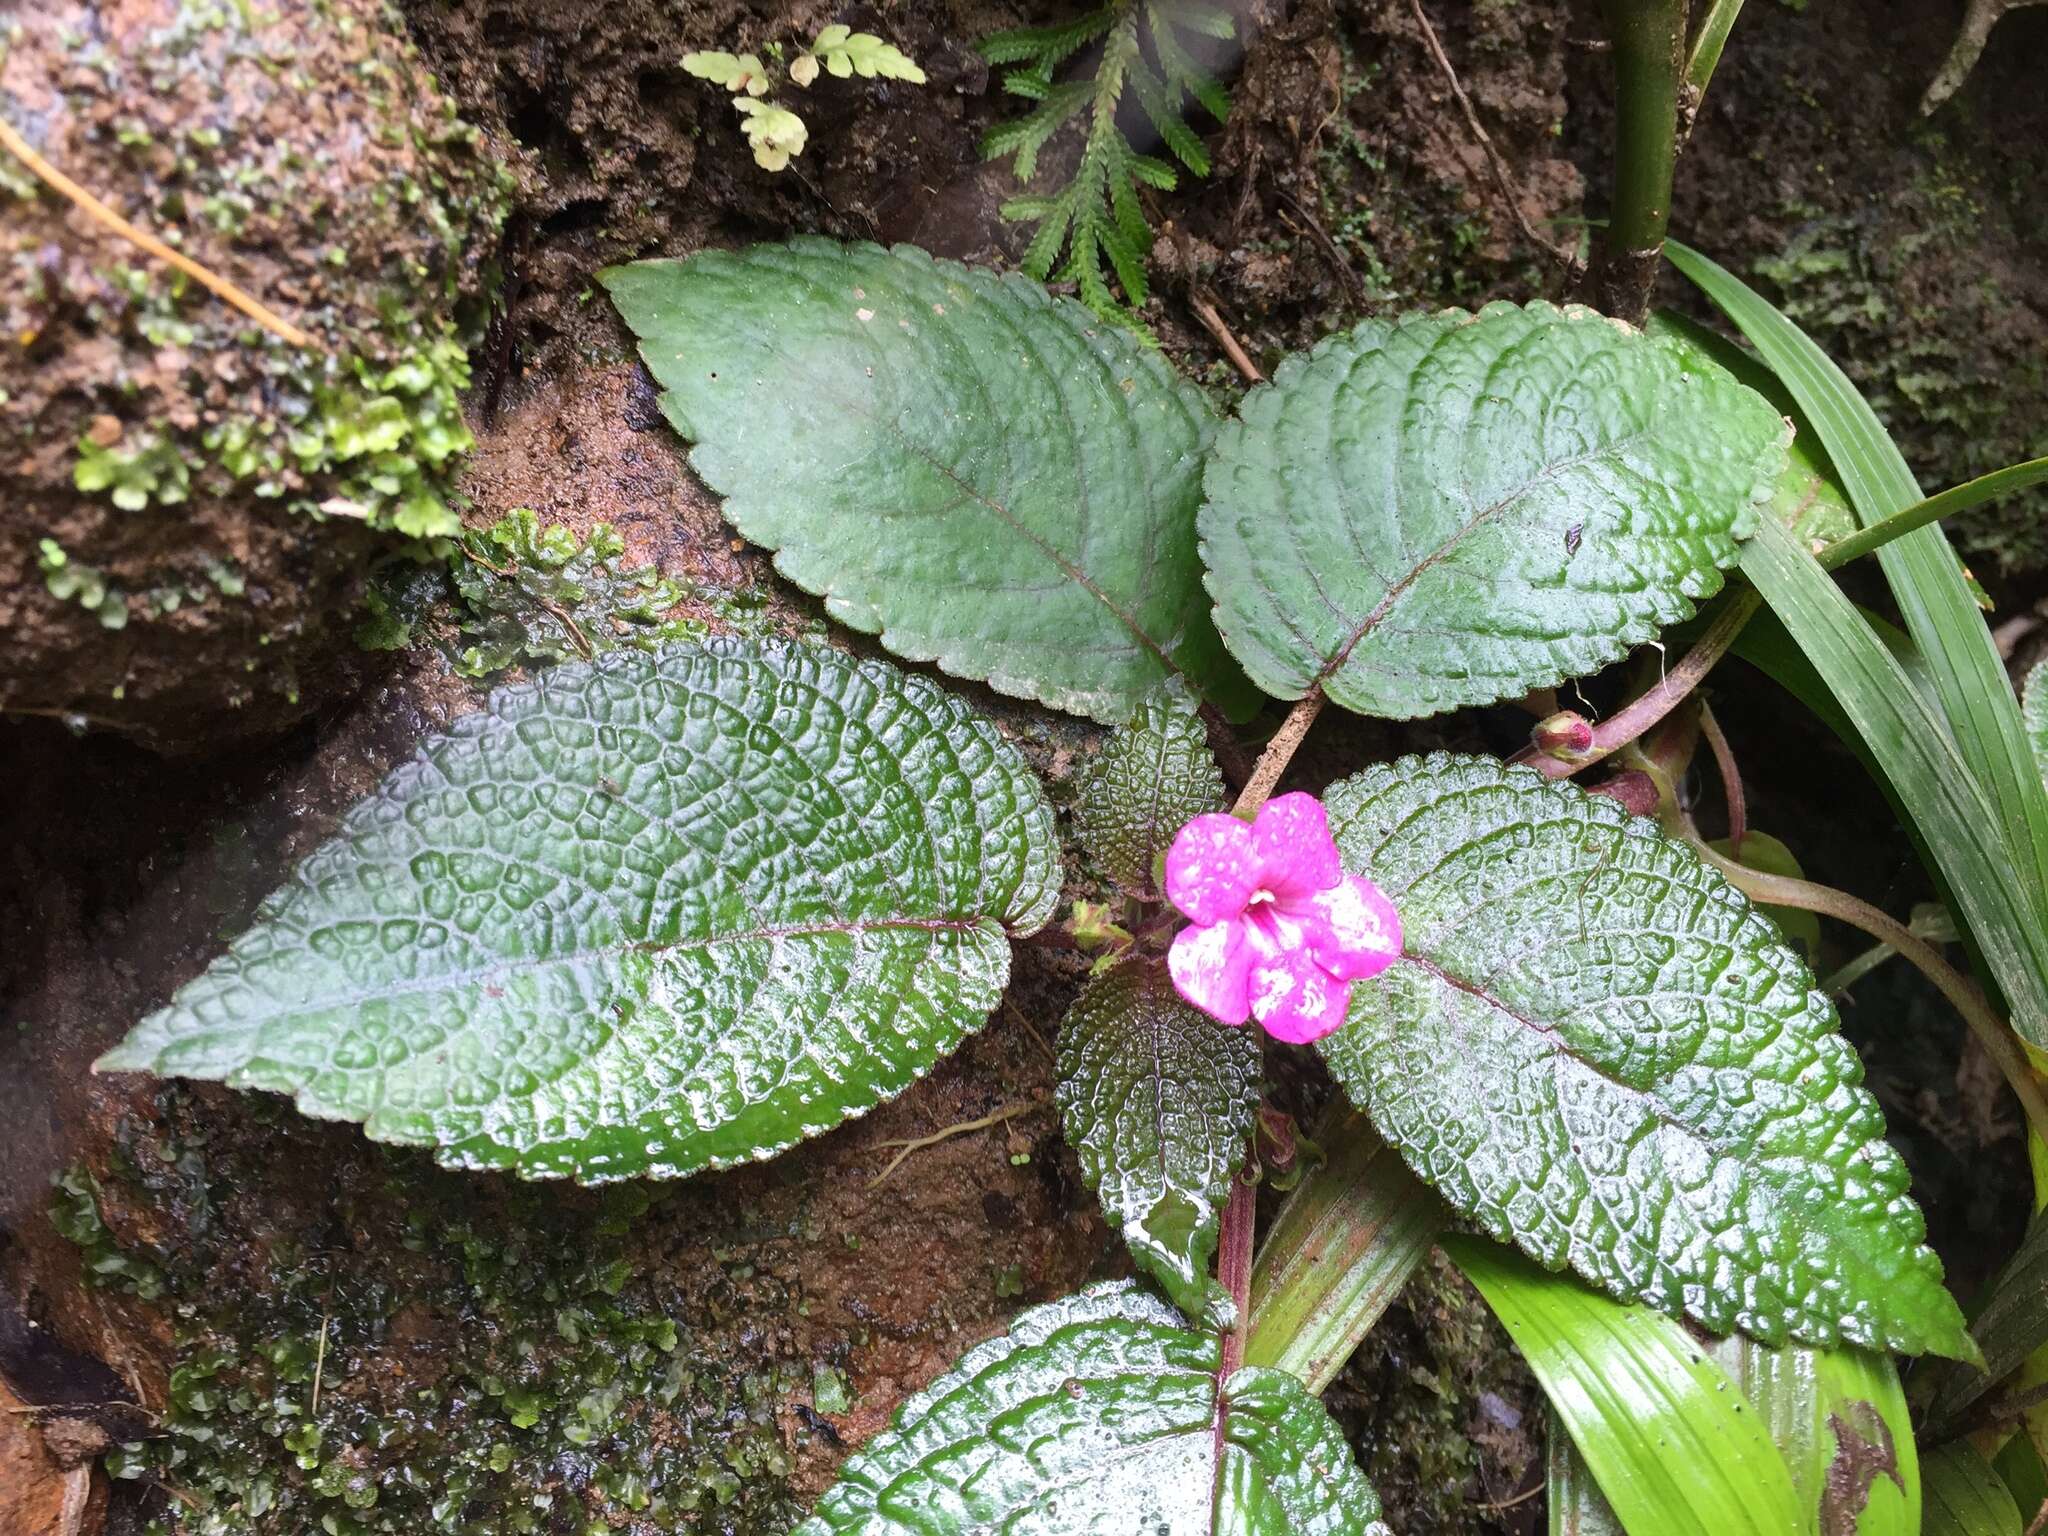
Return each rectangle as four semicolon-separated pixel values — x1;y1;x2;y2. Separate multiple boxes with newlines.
602;239;1256;726
1922;1445;2024;1536
98;642;1059;1182
1739;516;2048;1045
1320;752;1972;1358
1072;677;1225;895
1667;241;2048;998
1198;301;1787;719
1703;1335;1917;1535
1056;959;1259;1317
1543;1338;1916;1536
796;1281;1391;1535
1447;1235;1804;1536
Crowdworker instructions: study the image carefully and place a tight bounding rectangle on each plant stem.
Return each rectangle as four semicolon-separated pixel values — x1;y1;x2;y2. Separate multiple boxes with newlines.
1682;0;1747;121
1595;0;1687;324
1523;588;1760;779
1232;691;1326;816
0;114;318;350
1696;699;1746;852
1243;1110;1444;1392
1216;1167;1257;1381
1818;456;2048;572
1697;842;2048;1149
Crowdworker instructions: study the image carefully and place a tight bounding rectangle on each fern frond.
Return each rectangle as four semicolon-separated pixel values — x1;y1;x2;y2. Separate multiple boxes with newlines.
978;0;1236;318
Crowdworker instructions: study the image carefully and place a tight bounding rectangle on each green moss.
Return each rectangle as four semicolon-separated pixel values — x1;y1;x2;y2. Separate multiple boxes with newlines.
60;1096;805;1536
48;1164;166;1297
74;430;192;512
38;537;129;629
1749;211;2048;576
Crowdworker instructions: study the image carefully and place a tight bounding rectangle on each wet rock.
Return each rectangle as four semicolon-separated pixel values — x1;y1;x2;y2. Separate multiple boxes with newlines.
0;0;508;753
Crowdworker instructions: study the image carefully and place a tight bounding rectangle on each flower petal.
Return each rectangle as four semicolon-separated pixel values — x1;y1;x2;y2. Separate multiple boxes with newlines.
1250;792;1342;899
1165;813;1260;926
1293;874;1403;981
1168;919;1255;1025
1247;949;1353;1044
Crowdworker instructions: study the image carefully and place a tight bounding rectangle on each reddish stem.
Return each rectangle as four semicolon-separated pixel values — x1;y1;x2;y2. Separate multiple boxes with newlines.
1518;589;1760;779
1697;699;1747;854
1211;1156;1258;1484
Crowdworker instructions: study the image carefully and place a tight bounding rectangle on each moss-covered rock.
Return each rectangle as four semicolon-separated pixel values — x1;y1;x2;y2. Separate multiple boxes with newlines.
0;0;509;753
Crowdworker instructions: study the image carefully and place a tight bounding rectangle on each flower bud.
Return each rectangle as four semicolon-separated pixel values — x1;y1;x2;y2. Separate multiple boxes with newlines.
1531;710;1595;760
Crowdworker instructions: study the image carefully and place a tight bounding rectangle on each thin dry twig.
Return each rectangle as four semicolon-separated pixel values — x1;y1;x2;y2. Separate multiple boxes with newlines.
866;1103;1037;1189
1187;292;1263;385
1;114;318;349
309;1292;332;1418
1003;998;1057;1066
1403;0;1582;284
2026;1495;2048;1536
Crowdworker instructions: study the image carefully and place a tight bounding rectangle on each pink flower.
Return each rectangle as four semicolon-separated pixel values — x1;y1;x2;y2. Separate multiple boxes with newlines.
1164;792;1401;1044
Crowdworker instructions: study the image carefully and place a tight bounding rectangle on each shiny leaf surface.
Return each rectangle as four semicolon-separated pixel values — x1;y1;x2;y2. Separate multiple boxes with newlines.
796;1281;1390;1535
1072;677;1226;894
1199;302;1787;718
1057;960;1259;1317
1321;752;1971;1357
1449;1235;1802;1536
603;240;1256;725
100;642;1059;1182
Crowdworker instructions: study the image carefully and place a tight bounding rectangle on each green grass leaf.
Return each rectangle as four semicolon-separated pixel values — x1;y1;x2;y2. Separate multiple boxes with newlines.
796;1281;1390;1534
1243;1112;1444;1393
1321;752;1972;1358
98;642;1059;1183
603;240;1257;726
1056;959;1258;1317
1923;1444;2025;1536
1199;303;1788;719
1666;240;2048;976
1702;1334;1917;1535
1924;1209;2048;1438
1738;515;2048;1044
1446;1235;1804;1536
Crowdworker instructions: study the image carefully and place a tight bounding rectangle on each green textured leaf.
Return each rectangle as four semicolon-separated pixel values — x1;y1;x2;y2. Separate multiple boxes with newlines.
1320;752;1971;1358
601;240;1256;725
1073;677;1225;894
1198;302;1788;719
98;642;1059;1183
795;1281;1390;1535
1923;1444;2024;1536
1056;959;1258;1317
1646;310;1859;549
1702;1335;1916;1535
1448;1235;1803;1536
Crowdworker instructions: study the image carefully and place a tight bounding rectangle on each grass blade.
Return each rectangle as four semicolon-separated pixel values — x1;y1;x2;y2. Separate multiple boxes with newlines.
1739;516;2048;1042
1445;1235;1802;1536
1244;1111;1444;1392
1666;240;2048;934
1822;459;2048;572
1923;1443;2024;1535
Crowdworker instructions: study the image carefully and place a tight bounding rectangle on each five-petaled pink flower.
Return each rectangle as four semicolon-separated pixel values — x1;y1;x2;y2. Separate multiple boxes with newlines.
1165;793;1402;1044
